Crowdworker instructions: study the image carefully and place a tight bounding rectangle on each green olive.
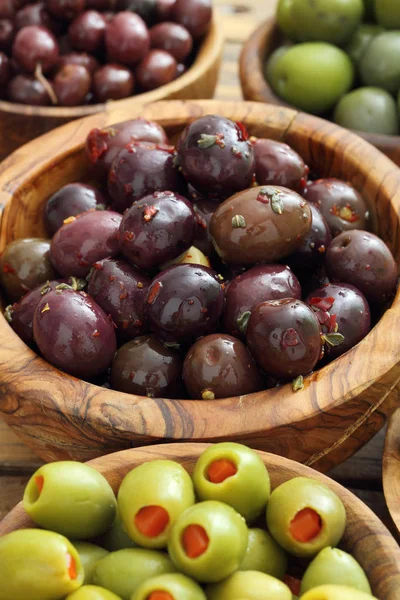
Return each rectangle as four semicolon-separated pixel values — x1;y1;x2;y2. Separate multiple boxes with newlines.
206;571;292;600
66;585;122;599
96;514;136;551
375;0;400;29
117;460;195;549
265;45;292;89
131;573;206;600
239;528;287;580
23;461;117;540
334;87;399;135
300;547;371;594
167;500;248;583
266;477;346;558
91;548;176;600
300;584;377;599
73;542;109;585
345;24;383;65
267;42;354;115
192;443;270;522
360;32;400;93
277;0;297;39
0;528;84;600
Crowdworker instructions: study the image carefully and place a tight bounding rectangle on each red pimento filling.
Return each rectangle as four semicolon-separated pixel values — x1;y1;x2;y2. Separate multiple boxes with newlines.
235;121;249;142
289;508;322;543
66;553;77;580
207;459;237;483
135;505;170;538
182;524;209;558
86;128;109;163
283;574;301;596
147;593;174;600
35;475;44;495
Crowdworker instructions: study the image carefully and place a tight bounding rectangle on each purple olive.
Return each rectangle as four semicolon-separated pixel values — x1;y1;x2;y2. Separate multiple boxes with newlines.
172;0;211;39
288;203;332;272
253;138;309;193
325;229;398;304
7;73;51;105
33;288;117;379
105;11;150;66
87;258;151;341
135;48;177;91
68;9;106;53
50;210;122;277
149;21;193;62
145;263;224;343
246;299;322;379
177;115;255;200
58;51;100;74
223;264;302;338
183;333;263;399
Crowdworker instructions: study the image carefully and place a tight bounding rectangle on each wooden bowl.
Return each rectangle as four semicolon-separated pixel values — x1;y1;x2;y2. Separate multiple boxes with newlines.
0;99;400;469
0;443;399;599
0;15;223;162
239;18;400;167
383;409;400;536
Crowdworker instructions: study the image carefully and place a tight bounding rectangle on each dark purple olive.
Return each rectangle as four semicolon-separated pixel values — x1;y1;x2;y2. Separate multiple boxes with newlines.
305;283;371;360
177;115;254;200
50;210;122;277
115;0;156;23
93;63;134;102
47;0;86;20
110;334;183;398
53;63;91;105
58;51;99;73
0;238;56;300
105;12;150;66
183;333;263;399
246;298;322;380
156;0;175;21
172;0;211;39
0;0;15;19
68;9;105;52
7;73;50;105
85;118;168;175
0;18;14;50
325;230;398;304
149;21;192;62
15;2;54;30
86;0;115;9
135;48;177;91
119;191;196;269
44;182;108;235
0;50;9;84
33;288;116;379
108;141;185;213
253;138;309;194
192;198;217;259
12;25;59;73
223;264;302;339
288;203;332;271
304;178;370;237
87;257;150;341
145;263;224;343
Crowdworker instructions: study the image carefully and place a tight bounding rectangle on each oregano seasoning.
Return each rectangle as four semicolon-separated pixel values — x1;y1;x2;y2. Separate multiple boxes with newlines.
197;134;218;149
232;215;247;228
322;332;345;347
237;311;251;335
292;375;304;392
271;191;284;215
201;389;216;400
143;205;159;222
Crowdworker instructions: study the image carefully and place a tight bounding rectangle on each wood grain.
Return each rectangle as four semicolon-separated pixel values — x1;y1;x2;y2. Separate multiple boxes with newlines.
239;17;400;166
383;409;400;535
1;444;399;600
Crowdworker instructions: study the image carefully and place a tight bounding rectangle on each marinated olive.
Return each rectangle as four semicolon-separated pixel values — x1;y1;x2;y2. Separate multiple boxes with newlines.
7;73;51;105
300;585;377;600
345;24;383;65
334;88;399;136
192;442;270;522
266;477;346;558
167;500;248;583
12;24;59;73
210;186;312;265
132;573;206;600
172;0;211;39
53;63;92;106
66;586;122;600
15;3;54;31
360;32;400;93
149;21;193;61
325;230;398;303
288;203;332;271
135;48;177;91
105;12;150;66
58;52;100;74
73;542;109;584
239;528;288;580
93;64;134;102
68;10;106;53
206;571;291;600
253;138;309;193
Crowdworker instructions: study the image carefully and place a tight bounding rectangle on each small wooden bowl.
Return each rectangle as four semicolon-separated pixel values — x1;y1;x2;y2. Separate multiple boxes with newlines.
0;15;223;162
0;443;399;599
239;18;400;166
0;99;400;469
383;409;400;536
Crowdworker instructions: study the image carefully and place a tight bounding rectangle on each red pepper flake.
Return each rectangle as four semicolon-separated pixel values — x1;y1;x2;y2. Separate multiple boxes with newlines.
129;371;136;380
86;128;109;163
78;258;90;267
2;263;15;274
281;328;300;348
235;121;249;142
93;262;103;270
147;281;162;305
318;245;326;254
120;291;128;300
308;296;335;311
257;187;270;204
124;231;135;242
143;205;159;222
365;264;371;270
134;319;143;327
127;143;137;154
327;313;337;333
188;299;194;305
92;330;100;338
201;307;208;314
137;282;144;289
122;320;130;329
109;169;117;183
124;183;133;195
156;143;175;154
109;275;116;282
299;177;307;190
316;310;330;326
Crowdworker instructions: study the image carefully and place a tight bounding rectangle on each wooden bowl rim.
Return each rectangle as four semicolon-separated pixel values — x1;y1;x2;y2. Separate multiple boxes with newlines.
383;408;400;536
0;14;223;118
239;17;400;151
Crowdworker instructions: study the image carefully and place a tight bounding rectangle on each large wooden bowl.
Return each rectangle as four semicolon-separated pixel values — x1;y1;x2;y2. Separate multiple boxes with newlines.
0;15;223;162
0;443;399;599
239;18;400;166
383;408;400;536
0;99;400;469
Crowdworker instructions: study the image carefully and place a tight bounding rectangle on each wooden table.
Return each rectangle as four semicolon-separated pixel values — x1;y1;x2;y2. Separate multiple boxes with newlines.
0;0;398;543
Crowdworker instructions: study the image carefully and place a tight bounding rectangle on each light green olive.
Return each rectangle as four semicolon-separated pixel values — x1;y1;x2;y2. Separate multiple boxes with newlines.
267;42;354;115
96;514;136;551
23;461;117;540
0;528;84;600
131;573;206;600
300;584;377;599
276;0;297;39
360;31;400;93
265;45;292;89
73;542;109;585
300;547;371;594
66;585;122;599
334;87;399;135
375;0;400;29
345;24;383;65
206;571;292;600
239;528;287;579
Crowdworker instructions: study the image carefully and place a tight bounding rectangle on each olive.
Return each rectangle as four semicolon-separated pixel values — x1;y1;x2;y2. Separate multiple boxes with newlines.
375;0;400;30
135;48;177;91
206;571;291;600
73;543;109;584
53;63;92;106
105;12;150;66
288;203;332;272
68;9;106;53
239;528;288;580
149;21;193;62
264;44;292;86
58;51;100;74
12;25;59;73
300;585;377;600
253;138;309;193
7;73;51;105
360;31;400;93
334;87;399;136
276;0;297;39
92;64;134;102
132;573;206;600
172;0;211;39
345;24;383;65
156;0;176;21
66;586;122;600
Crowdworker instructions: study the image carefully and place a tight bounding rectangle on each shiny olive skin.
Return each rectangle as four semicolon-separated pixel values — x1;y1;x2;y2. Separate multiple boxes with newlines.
0;529;84;600
135;48;177;91
0;238;56;300
149;21;193;61
239;528;288;580
44;182;108;235
132;573;206;600
303;178;369;237
325;230;398;304
300;547;371;594
93;64;134;102
105;12;150;66
7;73;50;105
246;299;322;379
334;87;399;136
192;443;270;522
53;63;92;106
58;51;100;74
192;197;217;258
172;0;211;38
223;264;301;339
253;138;309;193
345;24;383;65
301;585;377;600
210;186;312;265
110;335;183;398
183;334;263;400
73;543;109;584
108;141;184;213
145;264;225;343
206;571;291;600
92;548;177;600
360;32;400;93
15;3;54;31
66;586;122;600
266;477;346;558
33;288;117;379
168;500;248;583
118;191;196;269
50;210;122;277
12;24;59;73
288;203;332;272
277;0;297;39
177;115;254;200
68;9;106;52
118;459;195;548
306;283;371;360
